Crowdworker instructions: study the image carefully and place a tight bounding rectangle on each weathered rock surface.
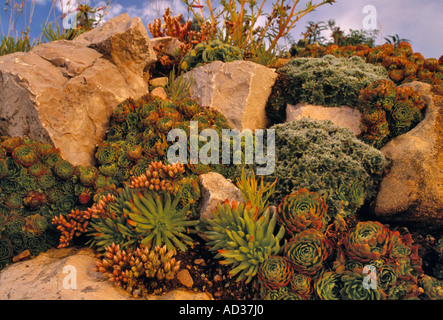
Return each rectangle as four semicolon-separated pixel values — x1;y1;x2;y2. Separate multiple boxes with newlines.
150;36;183;56
184;61;278;131
0;247;212;300
374;82;443;231
198;172;243;219
286;103;362;136
0;13;156;167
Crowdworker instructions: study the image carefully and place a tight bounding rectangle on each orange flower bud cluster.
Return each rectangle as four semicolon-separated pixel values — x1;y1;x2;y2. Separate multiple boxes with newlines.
95;243;180;298
52;209;93;248
52;194;116;248
85;193;116;219
128;161;184;193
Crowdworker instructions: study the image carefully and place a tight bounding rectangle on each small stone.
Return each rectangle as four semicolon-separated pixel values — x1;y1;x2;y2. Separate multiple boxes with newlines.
12;250;31;263
150;87;168;100
213;274;223;282
177;269;194;288
194;258;206;266
149;77;168;87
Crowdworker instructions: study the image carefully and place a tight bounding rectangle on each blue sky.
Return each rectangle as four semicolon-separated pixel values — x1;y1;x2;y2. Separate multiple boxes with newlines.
1;0;442;59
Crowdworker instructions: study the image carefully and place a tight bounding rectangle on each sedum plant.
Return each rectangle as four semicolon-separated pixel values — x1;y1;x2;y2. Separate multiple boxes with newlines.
201;200;285;283
95;242;181;297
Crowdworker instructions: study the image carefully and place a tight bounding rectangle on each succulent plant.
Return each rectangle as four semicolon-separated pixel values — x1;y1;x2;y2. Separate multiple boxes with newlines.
24;214;48;235
0;237;13;265
284;229;333;275
257;255;294;290
126;189;199;253
276;188;328;236
95;242;181;297
260;118;387;223
290;272;312;297
420;275;443;300
341;221;391;263
340;269;386;300
180;40;243;72
202;200;285;283
87;189;139;251
313;271;343;300
11;144;39;167
236;167;277;216
266;54;389;125
53;160;74;179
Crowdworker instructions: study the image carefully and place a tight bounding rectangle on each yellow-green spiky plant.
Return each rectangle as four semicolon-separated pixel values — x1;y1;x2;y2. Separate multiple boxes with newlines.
201;200;285;283
126;190;199;253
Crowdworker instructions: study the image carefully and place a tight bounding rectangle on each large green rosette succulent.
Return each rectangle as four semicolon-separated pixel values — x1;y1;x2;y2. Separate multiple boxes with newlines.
276;188;328;236
257;255;294;290
283;228;333;275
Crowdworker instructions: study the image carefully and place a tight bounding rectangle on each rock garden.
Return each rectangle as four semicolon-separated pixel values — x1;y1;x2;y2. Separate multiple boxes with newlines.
0;1;442;301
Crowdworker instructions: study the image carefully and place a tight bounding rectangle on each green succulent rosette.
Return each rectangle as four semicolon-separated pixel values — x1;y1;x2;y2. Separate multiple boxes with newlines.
314;271;343;300
340;270;386;300
290;272;312;297
77;166;98;187
258;255;294;290
25;233;47;256
342;221;391;263
0;146;7;160
0;159;8;179
377;263;398;291
8;231;27;254
99;163;119;177
5;192;23;209
25;214;48;235
0;237;13;262
44;152;63;169
28;162;48;177
4;215;25;236
276;188;328;236
37;173;56;190
358;79;397;112
95;143;119;165
126;188;199;253
283;229;333;275
53;160;74;179
12;144;39;167
1;136;23;153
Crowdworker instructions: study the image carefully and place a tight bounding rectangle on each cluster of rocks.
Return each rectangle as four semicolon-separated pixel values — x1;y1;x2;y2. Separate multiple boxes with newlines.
0;13;442;299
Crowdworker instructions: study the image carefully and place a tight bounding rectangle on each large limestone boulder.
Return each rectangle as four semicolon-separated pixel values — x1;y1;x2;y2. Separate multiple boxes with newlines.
0;247;212;300
184;61;278;131
0;13;156;167
286;103;362;136
374;82;443;231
